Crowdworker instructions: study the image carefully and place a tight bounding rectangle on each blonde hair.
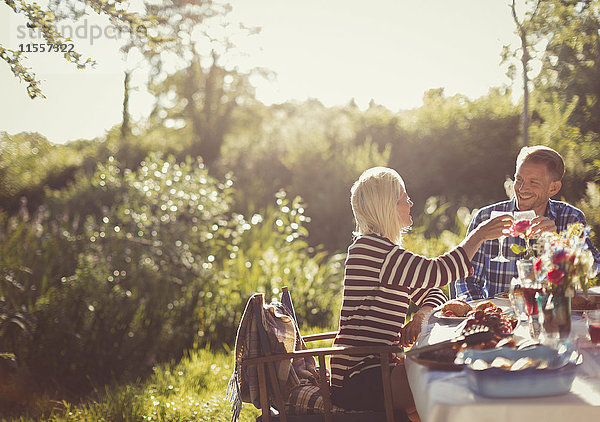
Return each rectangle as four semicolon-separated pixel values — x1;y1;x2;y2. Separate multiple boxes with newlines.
351;167;406;244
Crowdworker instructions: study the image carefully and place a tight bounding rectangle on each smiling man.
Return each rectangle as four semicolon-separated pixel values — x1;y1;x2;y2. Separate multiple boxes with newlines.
453;145;600;300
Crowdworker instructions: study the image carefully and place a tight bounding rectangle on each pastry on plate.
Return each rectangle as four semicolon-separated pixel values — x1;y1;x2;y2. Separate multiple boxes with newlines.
441;299;473;317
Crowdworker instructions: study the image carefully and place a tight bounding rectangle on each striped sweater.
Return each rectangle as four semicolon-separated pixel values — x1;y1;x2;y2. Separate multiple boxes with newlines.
330;233;473;388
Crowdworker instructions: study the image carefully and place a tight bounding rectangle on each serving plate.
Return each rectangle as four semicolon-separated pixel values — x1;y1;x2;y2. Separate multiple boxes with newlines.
456;345;582;398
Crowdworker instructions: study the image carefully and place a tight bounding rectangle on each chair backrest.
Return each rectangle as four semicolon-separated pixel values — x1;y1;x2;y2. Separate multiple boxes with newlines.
229;288;401;422
281;286;298;325
228;291;320;422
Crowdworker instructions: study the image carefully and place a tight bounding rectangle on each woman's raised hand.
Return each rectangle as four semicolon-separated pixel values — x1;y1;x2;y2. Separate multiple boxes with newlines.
460;214;514;260
477;214;514;241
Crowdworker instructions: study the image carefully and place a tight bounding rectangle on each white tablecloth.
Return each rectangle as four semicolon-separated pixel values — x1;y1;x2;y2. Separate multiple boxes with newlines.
405;303;600;422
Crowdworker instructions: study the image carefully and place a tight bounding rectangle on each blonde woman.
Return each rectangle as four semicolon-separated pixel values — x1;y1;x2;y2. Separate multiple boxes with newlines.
330;167;512;421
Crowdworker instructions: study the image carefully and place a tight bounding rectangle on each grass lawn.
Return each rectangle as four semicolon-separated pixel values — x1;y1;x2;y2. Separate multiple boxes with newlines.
4;349;260;422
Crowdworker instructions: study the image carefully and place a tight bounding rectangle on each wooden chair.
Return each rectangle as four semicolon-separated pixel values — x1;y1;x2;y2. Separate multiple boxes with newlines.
241;286;407;422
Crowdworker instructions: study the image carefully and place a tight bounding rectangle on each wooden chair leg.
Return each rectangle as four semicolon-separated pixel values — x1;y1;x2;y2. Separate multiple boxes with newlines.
257;363;271;422
265;362;288;422
317;355;333;422
380;353;395;422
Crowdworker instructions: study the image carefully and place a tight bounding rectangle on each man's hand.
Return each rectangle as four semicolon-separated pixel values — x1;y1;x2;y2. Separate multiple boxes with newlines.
529;216;557;238
400;306;434;347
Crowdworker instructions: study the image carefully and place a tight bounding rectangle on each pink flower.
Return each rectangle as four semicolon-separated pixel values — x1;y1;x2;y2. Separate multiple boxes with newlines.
534;257;542;272
548;268;565;285
510;219;532;238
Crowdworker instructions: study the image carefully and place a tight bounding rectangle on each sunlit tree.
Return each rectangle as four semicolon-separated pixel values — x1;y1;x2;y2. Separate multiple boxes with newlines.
501;0;542;146
1;0;162;98
532;0;600;136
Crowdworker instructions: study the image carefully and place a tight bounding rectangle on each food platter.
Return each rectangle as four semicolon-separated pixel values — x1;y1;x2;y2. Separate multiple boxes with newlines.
433;299;511;320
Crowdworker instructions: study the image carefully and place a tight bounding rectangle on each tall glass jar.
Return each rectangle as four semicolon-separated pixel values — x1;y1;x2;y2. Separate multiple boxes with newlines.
536;291;572;344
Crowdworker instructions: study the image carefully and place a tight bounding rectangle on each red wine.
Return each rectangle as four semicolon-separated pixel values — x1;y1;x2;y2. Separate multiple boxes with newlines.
589;325;600;344
522;287;541;316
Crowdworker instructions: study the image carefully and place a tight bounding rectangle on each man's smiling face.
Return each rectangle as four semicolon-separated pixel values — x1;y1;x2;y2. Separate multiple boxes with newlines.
513;160;561;216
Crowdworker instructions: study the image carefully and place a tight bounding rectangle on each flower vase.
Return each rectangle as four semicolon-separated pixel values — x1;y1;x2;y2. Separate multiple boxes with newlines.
536;292;572;344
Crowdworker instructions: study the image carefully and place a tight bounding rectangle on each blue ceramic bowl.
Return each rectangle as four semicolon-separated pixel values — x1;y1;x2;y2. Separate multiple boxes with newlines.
455;345;582;398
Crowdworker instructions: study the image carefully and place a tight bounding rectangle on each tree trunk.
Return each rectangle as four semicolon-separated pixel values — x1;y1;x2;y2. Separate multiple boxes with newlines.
511;0;537;147
121;71;131;140
521;32;530;147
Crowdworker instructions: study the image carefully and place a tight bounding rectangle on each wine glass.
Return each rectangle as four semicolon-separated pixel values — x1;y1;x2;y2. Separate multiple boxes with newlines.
584;310;600;345
490;210;512;263
509;277;527;322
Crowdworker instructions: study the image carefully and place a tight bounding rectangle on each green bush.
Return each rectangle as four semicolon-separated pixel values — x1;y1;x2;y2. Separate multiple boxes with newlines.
0;154;344;398
2;153;243;391
217;191;344;333
577;182;600;250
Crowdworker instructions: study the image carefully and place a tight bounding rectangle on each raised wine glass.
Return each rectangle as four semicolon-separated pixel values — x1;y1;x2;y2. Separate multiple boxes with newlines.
490;210;512;263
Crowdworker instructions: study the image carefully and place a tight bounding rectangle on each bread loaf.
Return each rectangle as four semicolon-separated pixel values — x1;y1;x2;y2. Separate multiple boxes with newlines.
441;299;473;317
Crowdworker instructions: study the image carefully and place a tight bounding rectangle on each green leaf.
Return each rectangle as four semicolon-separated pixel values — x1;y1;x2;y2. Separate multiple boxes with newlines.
511;244;527;255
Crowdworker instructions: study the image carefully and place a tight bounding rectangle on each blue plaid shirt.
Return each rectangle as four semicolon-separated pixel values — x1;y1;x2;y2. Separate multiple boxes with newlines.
453;199;600;300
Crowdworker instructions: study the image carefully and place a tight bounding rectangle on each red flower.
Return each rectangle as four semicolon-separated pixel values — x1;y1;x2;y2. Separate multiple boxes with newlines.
534;257;542;272
553;250;568;265
548;268;565;285
510;219;532;238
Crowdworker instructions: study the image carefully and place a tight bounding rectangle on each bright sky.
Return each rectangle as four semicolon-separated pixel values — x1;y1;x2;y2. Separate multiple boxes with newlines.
0;0;523;144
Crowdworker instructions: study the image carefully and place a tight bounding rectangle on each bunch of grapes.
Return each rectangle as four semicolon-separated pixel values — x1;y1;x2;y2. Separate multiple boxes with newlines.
463;309;516;335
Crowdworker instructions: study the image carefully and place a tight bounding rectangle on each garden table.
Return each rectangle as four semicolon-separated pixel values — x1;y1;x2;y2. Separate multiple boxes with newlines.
405;298;600;422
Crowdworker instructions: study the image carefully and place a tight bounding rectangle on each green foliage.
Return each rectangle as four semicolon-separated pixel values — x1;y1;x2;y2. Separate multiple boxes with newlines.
4;4;600;408
286;138;391;253
0;132;53;197
221;90;520;253
528;93;600;202
532;0;600;136
577;182;600;248
148;52;263;168
221;100;392;251
2;349;260;422
0;131;112;213
0;152;343;399
389;89;520;213
402;197;473;299
2;152;243;390
219;191;344;330
2;0;166;99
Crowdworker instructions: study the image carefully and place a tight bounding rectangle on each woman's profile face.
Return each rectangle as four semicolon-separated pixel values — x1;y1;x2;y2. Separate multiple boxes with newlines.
396;184;413;229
